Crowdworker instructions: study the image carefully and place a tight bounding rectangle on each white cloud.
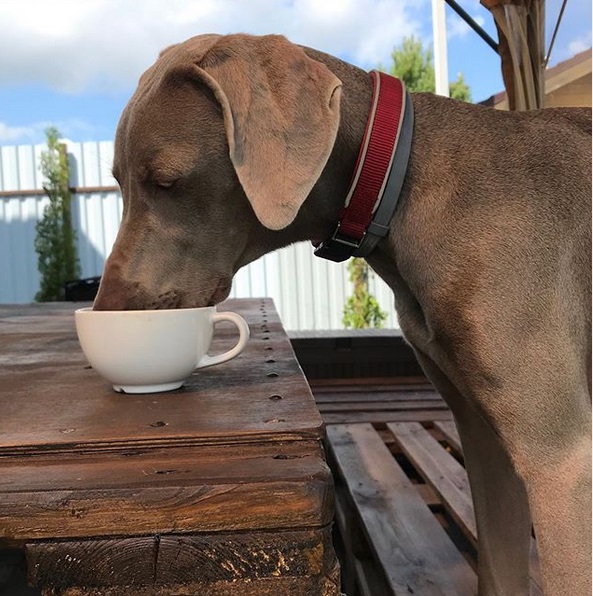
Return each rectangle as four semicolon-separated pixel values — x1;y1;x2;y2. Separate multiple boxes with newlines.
546;32;592;66
0;0;425;93
568;33;592;56
0;122;37;142
446;12;485;41
0;119;96;143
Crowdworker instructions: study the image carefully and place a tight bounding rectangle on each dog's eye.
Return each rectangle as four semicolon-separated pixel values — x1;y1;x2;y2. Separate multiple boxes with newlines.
156;180;175;190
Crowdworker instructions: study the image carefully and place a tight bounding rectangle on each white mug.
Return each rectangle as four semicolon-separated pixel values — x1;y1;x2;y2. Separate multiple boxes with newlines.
75;306;250;394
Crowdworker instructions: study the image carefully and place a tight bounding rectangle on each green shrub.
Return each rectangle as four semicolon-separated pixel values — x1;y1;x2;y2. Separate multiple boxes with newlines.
35;127;80;301
343;258;387;329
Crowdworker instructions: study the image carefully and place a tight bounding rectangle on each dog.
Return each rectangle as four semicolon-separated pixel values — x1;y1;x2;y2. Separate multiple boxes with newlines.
94;33;592;595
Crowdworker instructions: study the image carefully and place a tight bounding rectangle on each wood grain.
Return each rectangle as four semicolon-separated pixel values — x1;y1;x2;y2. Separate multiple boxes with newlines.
311;381;452;426
38;569;341;596
1;443;333;540
27;528;337;589
322;410;454;424
387;423;476;543
327;423;476;595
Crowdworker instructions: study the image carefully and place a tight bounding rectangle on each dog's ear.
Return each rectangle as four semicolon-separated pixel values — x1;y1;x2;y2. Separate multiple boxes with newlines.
188;34;342;230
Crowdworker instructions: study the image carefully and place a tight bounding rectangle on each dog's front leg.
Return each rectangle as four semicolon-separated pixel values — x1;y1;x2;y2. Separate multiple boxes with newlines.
471;349;590;596
519;397;591;596
414;349;533;596
411;336;591;596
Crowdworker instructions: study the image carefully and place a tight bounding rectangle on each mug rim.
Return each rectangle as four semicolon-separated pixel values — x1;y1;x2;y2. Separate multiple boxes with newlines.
75;306;216;315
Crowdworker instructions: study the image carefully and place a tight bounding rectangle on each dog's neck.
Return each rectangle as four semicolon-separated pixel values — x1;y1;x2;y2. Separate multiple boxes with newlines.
252;50;374;251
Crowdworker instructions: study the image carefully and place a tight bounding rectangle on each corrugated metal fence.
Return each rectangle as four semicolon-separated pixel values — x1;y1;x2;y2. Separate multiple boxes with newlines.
0;141;398;330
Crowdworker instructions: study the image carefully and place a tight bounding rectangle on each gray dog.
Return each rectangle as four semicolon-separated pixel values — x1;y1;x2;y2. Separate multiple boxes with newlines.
94;34;592;595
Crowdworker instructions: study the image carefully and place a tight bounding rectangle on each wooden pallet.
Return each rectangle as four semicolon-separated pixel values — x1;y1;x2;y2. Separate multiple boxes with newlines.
314;378;544;596
313;377;454;425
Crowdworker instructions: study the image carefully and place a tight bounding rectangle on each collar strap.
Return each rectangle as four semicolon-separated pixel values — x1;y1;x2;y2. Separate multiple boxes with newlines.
314;70;414;263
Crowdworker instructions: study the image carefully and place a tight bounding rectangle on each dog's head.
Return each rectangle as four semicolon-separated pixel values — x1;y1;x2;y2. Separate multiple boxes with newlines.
94;33;342;310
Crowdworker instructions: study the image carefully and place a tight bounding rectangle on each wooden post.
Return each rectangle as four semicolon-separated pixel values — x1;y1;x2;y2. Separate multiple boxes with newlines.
481;0;546;110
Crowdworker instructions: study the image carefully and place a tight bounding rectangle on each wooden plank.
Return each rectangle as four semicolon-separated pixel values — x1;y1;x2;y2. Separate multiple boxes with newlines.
322;410;454;425
332;488;361;596
387;422;476;544
416;484;442;507
27;528;337;589
1;300;338;595
315;390;443;403
310;378;430;391
1;442;332;540
354;557;387;596
27;537;155;587
157;528;335;584
335;476;411;596
389;422;543;596
319;400;448;412
327;423;477;595
37;573;341;596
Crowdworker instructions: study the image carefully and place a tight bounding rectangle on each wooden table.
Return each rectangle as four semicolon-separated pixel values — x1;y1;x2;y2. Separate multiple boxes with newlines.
0;299;339;595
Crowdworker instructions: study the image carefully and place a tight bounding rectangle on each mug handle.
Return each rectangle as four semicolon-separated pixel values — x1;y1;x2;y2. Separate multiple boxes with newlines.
197;311;250;369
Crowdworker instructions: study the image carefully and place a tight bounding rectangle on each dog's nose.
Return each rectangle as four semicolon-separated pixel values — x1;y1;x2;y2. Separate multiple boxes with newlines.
93;283;128;310
93;288;125;310
93;267;140;311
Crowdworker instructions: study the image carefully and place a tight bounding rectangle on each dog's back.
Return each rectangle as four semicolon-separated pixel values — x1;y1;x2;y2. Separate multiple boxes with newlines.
406;95;591;229
549;105;592;136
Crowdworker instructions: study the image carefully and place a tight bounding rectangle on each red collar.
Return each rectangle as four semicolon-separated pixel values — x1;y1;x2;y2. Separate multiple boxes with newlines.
314;71;413;262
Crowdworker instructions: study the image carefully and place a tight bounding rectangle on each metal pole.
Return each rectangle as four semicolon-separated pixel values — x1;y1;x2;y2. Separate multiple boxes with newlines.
545;0;566;67
445;0;499;53
432;0;450;96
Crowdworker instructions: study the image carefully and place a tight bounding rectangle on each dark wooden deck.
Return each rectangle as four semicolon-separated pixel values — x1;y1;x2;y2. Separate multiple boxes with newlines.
291;332;542;596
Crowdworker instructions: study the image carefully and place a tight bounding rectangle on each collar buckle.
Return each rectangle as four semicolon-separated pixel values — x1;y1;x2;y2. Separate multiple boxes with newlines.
313;225;364;263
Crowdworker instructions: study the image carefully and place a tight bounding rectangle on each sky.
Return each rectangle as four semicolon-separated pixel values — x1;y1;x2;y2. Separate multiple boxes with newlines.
0;0;591;146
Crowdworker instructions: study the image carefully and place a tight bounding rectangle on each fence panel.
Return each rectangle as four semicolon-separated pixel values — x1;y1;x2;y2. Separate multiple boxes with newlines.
0;141;398;330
